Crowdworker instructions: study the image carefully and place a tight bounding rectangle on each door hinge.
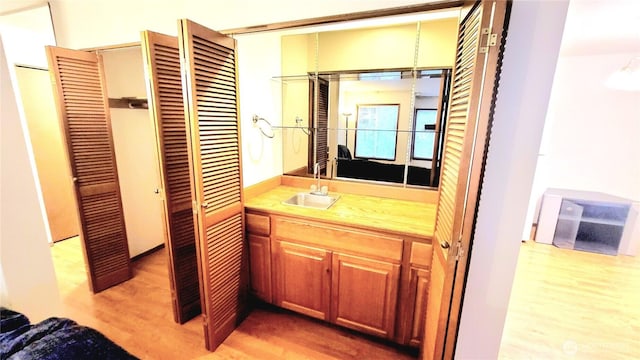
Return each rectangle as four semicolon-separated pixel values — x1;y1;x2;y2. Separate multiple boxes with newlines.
455;241;465;261
479;28;498;54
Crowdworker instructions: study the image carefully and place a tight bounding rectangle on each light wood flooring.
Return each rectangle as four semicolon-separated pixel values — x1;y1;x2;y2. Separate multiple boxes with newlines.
499;241;640;359
50;237;417;360
51;237;640;359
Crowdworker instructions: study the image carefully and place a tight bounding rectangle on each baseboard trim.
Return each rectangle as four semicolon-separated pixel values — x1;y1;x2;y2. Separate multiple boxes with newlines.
131;244;165;262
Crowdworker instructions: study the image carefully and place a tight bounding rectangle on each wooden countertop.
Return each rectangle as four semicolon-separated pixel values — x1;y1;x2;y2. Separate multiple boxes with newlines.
244;186;436;239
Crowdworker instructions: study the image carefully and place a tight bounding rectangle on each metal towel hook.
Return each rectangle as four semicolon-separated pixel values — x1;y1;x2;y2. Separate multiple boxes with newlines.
295;116;311;135
252;115;275;138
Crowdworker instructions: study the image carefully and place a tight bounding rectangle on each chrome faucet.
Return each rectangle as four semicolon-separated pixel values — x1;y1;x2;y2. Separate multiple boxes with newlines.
310;162;326;195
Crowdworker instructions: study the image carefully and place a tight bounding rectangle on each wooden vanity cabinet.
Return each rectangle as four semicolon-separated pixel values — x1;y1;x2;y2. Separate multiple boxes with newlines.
272;216;403;340
246;212;272;303
245;209;432;345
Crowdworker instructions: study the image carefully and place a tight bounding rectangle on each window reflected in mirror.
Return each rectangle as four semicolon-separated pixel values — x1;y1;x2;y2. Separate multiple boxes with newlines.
354;104;399;161
412;109;437;161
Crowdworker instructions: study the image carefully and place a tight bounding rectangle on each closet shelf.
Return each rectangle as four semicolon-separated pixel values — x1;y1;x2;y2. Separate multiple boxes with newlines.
108;97;148;109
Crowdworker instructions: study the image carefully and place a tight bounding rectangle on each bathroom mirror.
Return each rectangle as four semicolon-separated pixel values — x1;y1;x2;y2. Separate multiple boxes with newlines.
237;9;458;189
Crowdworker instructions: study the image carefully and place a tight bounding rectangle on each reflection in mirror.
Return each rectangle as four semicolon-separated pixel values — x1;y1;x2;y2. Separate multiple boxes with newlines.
278;31;318;176
276;12;458;188
326;69;451;188
280;68;451;188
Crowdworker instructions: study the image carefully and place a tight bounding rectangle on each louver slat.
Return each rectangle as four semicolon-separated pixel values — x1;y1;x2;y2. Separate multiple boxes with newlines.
46;46;131;293
142;31;201;324
433;6;482;255
179;19;246;352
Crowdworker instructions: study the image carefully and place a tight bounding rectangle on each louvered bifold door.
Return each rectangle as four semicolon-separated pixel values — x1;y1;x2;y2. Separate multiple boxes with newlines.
424;1;508;360
316;79;329;173
307;77;329;174
178;19;247;351
46;46;131;293
141;31;201;324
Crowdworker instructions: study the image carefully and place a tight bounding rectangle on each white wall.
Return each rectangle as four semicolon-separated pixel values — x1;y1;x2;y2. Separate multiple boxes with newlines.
101;47;166;257
50;0;429;49
524;52;640;233
456;0;570;358
521;0;640;239
236;32;284;186
0;5;55;67
0;36;61;321
0;4;61;321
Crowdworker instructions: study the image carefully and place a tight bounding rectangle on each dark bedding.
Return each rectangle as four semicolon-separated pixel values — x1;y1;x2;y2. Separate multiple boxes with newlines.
1;308;137;360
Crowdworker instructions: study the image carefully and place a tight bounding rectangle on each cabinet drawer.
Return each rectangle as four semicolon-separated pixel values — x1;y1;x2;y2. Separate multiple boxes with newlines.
246;212;270;235
410;242;433;268
274;217;402;262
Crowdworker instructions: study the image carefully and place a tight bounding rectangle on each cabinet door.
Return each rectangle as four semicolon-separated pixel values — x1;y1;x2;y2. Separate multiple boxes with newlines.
408;267;430;347
331;253;400;339
273;241;331;320
248;234;272;303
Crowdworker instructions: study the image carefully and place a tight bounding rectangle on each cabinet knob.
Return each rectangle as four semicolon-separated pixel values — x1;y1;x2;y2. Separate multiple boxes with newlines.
440;241;450;249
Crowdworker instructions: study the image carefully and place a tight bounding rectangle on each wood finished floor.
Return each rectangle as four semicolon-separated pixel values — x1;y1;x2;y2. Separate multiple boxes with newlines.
499;241;640;359
50;237;417;360
51;238;640;359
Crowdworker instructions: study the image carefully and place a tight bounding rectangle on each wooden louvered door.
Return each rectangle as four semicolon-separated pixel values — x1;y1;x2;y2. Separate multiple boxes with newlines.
430;69;452;188
308;77;329;174
46;46;132;293
178;19;247;351
141;31;201;324
422;1;508;359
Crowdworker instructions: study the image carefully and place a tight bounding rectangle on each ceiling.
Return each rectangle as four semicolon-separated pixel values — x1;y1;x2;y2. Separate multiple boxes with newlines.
560;0;640;55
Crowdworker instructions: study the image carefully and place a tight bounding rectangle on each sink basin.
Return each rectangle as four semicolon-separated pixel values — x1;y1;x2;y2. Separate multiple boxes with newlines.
283;192;340;210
